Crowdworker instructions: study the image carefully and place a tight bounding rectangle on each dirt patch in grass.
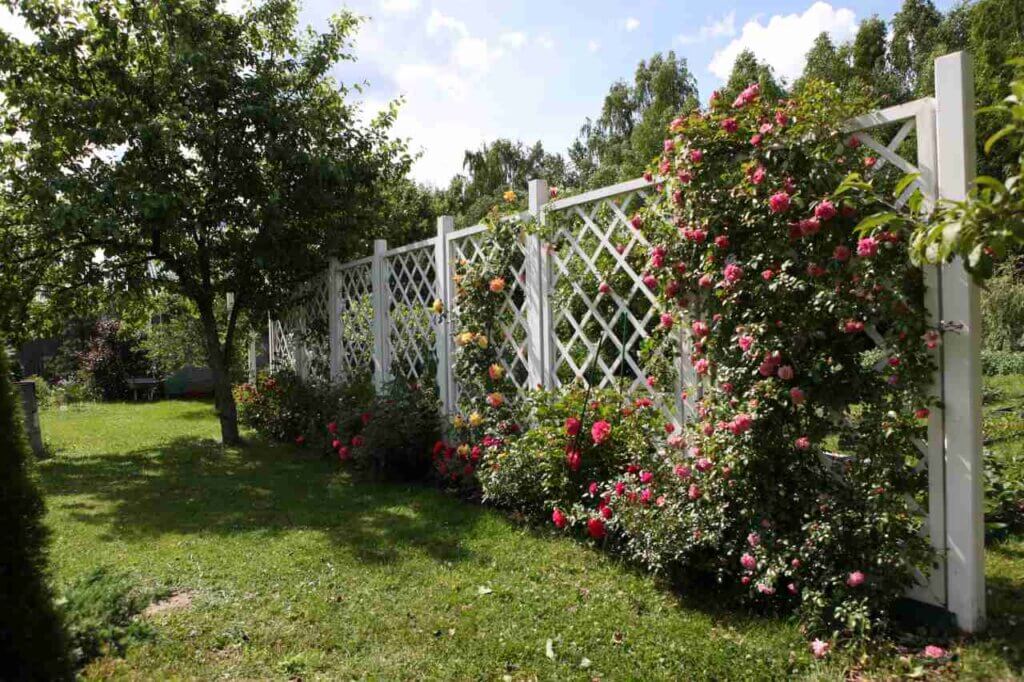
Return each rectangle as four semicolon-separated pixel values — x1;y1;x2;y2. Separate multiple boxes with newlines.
142;590;194;617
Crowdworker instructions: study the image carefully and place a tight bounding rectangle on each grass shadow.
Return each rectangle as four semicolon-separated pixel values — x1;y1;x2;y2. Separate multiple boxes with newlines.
38;434;478;567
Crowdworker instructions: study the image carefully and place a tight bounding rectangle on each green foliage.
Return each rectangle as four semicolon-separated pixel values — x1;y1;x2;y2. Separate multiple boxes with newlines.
347;379;440;480
0;0;409;443
59;568;157;669
983;375;1024;530
235;370;372;444
78;319;152;400
720;50;787;104
982;264;1024;351
983;351;1024;375
570;51;699;189
0;340;73;680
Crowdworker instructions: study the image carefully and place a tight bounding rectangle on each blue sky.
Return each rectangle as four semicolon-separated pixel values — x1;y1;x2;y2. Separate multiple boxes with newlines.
307;0;964;186
1;0;958;186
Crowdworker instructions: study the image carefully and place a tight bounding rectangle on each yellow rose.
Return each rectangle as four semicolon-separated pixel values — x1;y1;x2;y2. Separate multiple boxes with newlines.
488;277;506;293
469;411;483;427
453;415;465;429
456;332;474;347
431;299;444;314
457;444;470;457
503;190;516;203
488;363;504;381
486;392;505;408
476;335;489;349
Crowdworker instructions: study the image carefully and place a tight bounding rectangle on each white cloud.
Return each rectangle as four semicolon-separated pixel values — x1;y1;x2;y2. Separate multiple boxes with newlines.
394;63;470;101
379;0;420;14
708;2;857;82
426;9;468;38
587;39;600;53
0;6;36;42
624;17;640;32
677;11;736;45
499;31;527;49
535;34;555;50
453;36;502;73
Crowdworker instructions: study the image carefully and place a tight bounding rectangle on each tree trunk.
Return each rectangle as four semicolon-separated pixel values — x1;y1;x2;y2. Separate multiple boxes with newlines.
197;299;241;445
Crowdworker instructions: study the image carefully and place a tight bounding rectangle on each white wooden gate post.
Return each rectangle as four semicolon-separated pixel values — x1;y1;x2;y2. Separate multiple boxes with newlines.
935;50;985;633
371;239;391;391
525;178;550;389
328;258;343;383
434;216;455;414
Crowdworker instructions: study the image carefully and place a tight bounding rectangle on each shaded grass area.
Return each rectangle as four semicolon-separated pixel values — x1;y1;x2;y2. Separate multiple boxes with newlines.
38;399;1024;680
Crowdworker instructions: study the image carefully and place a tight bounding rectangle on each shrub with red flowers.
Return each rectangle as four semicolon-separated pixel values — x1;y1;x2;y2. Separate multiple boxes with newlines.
477;385;665;526
618;79;938;639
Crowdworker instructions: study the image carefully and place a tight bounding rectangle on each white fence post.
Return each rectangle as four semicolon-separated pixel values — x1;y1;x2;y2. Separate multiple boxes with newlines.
328;258;343;383
934;50;985;633
371;238;390;391
267;314;275;372
247;334;257;382
434;216;454;414
525;178;550;389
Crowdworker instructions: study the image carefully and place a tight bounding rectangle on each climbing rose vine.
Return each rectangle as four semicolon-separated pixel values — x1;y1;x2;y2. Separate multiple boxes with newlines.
623;80;938;638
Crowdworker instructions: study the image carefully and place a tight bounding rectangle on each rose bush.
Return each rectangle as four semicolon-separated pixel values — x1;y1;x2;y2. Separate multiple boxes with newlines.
619;79;937;639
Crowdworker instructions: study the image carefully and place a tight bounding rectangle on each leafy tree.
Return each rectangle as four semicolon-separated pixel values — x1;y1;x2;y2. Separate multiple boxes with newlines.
721;49;787;103
889;0;945;96
570;51;699;188
441;138;571;227
0;0;410;443
0;342;73;680
794;33;853;93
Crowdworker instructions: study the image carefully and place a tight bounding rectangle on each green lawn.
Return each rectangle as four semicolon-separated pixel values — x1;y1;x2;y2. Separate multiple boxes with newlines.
37;398;1024;680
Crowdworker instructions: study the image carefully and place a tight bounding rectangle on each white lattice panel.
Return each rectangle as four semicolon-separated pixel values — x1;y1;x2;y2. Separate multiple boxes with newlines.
546;183;681;420
336;260;374;381
448;225;532;393
385;242;440;383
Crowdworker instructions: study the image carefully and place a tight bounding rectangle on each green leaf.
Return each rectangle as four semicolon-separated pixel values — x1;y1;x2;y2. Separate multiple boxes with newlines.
893;172;920;200
984;124;1017;155
853;212;898;235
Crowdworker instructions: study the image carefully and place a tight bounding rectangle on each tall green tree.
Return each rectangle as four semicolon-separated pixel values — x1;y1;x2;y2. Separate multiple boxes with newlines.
889;0;945;97
721;49;786;103
570;51;699;188
0;345;73;680
0;0;409;443
794;33;853;93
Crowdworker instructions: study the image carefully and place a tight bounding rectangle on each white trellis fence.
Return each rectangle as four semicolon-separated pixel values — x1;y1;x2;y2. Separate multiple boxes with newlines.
263;52;984;632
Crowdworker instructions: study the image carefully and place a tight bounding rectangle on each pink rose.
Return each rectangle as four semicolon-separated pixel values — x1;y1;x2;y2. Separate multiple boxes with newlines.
675;464;692;480
694;358;710;375
740;553;757;570
587;517;606;539
847;570;865;587
564;417;581;436
750;165;766;185
843;319;865;334
692;320;710;337
723;263;743;283
696;457;713;473
660;312;674;329
857;236;879;257
794;436;810;450
689;149;703;163
327;422;338;434
721;117;738;133
738;335;754;352
777;365;794;381
552;508;567;528
598;281;611;294
811;639;830;659
643;274;658;290
591;420;612;445
923;645;947;659
714;235;729;249
789;387;806;405
814;200;837;221
698;274;714;288
769;192;791;214
833;245;851;262
747;532;761;547
663;138;675;153
639;470;654;484
688;483;702;500
565;449;581;472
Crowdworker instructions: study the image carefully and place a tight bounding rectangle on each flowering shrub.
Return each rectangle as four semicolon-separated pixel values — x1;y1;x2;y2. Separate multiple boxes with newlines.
234;370;372;444
477;386;665;522
435;202;529;490
618;79;937;639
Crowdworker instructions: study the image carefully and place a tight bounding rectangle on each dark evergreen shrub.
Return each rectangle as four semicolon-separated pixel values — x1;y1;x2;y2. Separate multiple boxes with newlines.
0;341;72;680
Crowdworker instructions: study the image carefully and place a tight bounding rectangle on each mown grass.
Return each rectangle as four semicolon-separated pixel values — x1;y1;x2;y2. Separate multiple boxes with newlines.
37;397;1023;680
